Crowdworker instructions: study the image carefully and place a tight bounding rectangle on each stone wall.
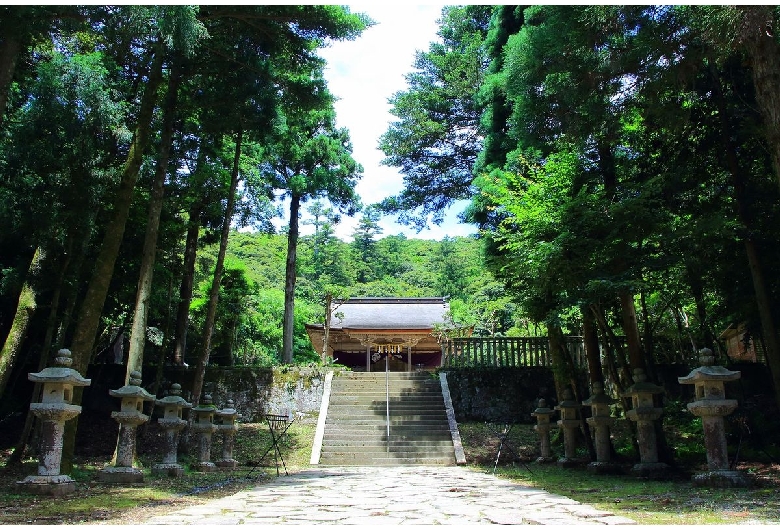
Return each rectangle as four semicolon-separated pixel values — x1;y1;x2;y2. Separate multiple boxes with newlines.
83;364;339;424
442;367;557;424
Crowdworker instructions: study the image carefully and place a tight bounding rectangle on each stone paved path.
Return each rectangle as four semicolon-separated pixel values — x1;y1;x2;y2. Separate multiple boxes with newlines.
143;466;636;525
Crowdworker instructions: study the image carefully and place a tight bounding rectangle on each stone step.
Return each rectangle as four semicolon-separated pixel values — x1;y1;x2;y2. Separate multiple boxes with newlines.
329;388;443;395
328;399;445;405
325;410;447;418
324;416;449;424
324;428;451;435
335;372;435;378
314;370;460;467
320;443;454;453
328;395;445;403
322;438;454;446
318;454;455;466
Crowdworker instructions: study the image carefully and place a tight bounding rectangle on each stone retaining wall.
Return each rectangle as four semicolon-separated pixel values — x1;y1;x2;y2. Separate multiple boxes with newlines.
442;367;557;424
83;364;341;424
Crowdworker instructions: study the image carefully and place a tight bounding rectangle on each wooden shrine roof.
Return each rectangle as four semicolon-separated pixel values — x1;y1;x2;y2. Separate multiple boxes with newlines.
307;297;450;331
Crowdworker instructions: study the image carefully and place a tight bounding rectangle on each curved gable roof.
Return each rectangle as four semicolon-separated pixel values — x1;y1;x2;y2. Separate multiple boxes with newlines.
329;297;449;330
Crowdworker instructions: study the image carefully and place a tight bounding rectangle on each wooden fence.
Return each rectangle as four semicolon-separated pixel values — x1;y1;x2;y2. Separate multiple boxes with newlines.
441;336;587;368
440;335;726;369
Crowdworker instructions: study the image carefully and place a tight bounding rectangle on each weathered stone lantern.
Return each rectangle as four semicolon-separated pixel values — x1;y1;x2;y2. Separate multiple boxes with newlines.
532;398;556;463
191;394;218;472
555;387;582;467
152;382;191;477
582;381;618;474
99;370;155;483
17;348;91;496
678;348;752;487
622;367;668;477
215;399;239;469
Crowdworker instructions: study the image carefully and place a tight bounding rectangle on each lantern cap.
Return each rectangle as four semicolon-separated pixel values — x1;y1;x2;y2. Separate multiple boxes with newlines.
28;349;91;386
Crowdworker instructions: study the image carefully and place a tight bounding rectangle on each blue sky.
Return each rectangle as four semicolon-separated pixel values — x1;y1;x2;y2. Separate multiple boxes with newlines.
308;4;477;241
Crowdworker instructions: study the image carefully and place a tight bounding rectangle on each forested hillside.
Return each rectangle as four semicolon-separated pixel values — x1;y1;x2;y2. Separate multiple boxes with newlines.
189;229;518;367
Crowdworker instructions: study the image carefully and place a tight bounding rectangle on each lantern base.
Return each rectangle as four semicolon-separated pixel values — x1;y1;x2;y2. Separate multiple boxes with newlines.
98;466;145;484
216;459;238;469
630;462;669;479
692;470;753;488
587;461;622;475
152;463;184;477
556;457;582;468
17;474;75;496
194;461;217;472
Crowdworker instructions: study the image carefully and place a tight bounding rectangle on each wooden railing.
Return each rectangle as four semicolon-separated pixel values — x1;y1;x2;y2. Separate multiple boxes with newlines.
441;335;716;369
441;336;588;368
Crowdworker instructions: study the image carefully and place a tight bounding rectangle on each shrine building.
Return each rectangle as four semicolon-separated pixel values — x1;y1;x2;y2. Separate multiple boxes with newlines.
305;297;452;372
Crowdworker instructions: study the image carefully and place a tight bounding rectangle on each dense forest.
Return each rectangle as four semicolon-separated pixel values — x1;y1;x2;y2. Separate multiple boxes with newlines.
3;5;780;456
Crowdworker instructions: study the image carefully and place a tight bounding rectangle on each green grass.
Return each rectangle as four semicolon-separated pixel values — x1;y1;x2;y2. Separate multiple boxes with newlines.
458;421;780;525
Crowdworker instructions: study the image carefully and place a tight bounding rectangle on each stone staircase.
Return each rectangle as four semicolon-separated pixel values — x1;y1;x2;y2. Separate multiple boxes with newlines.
314;371;460;466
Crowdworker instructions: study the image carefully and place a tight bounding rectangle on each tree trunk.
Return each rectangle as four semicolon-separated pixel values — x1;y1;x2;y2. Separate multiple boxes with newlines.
0;33;21;128
282;193;302;365
710;60;780;410
582;305;603;387
618;290;647;375
190;129;243;409
546;322;570;401
61;45;164;473
68;46;164;376
736;6;780;191
7;239;74;465
172;202;201;366
125;64;181;384
0;246;43;398
591;304;631;392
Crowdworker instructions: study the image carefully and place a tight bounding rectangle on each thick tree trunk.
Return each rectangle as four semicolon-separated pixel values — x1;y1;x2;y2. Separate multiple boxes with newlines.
0;247;42;398
62;46;164;473
68;47;164;376
190;129;243;409
736;6;780;190
125;65;180;384
710;61;780;411
282;194;302;365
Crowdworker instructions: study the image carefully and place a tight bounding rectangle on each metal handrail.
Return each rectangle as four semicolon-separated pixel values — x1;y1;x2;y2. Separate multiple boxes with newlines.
385;353;390;452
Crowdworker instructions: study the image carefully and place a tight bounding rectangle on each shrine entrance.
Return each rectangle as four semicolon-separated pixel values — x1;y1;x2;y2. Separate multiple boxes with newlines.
304;297;453;372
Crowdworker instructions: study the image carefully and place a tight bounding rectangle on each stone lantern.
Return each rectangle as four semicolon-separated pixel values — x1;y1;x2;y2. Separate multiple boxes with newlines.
99;370;155;483
215;399;239;469
152;382;191;477
191;394;218;472
17;349;91;496
678;348;752;487
555;387;582;467
582;381;618;474
531;398;556;463
622;367;668;477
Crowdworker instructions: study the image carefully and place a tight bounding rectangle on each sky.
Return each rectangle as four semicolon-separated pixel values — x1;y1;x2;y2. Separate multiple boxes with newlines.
295;4;477;242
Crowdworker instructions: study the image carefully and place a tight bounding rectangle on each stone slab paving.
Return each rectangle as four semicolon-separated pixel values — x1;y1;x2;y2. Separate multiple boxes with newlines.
143;466;636;526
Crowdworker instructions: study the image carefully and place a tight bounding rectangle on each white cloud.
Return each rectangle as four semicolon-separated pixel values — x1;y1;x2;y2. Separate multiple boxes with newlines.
308;3;477;242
